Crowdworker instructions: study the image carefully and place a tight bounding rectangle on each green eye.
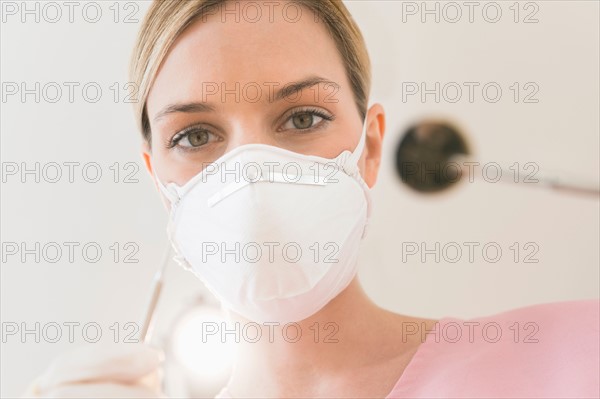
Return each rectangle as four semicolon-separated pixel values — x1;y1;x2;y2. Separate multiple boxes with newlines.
292;113;314;129
172;129;212;148
186;130;208;147
281;108;333;132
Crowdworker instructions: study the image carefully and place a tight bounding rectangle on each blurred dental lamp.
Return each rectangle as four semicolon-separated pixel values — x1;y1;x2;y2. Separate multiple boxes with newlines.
395;120;600;197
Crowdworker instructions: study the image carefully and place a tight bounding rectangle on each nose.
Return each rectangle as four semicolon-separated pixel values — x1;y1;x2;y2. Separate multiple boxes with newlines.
224;120;278;152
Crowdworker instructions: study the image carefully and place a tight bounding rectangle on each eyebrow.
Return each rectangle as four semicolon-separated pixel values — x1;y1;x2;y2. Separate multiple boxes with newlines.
153;76;339;123
154;102;215;122
271;76;340;102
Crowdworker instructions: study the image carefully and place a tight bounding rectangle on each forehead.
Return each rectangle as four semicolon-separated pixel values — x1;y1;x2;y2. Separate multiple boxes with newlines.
146;1;348;114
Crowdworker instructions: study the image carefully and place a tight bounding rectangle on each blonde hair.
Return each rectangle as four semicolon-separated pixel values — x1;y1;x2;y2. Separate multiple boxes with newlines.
129;0;371;143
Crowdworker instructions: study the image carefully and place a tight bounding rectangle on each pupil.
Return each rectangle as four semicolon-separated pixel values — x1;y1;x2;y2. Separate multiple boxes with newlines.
189;131;207;146
293;113;313;129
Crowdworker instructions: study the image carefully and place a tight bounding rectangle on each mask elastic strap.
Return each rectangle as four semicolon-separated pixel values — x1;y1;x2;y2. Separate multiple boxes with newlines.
342;117;369;175
154;172;180;205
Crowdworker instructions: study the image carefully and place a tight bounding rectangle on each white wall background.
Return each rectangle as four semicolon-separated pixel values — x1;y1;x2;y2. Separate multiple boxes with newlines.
1;1;598;397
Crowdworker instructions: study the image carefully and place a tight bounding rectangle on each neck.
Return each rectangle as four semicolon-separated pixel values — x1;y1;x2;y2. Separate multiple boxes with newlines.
225;277;409;397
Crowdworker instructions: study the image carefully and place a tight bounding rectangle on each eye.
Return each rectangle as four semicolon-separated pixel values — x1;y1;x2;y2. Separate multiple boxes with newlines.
169;127;219;149
291;113;316;129
280;108;334;132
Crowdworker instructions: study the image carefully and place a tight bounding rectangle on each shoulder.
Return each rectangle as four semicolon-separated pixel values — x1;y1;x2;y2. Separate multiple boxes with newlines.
466;298;599;343
434;298;599;349
489;298;599;326
457;299;600;371
391;299;599;398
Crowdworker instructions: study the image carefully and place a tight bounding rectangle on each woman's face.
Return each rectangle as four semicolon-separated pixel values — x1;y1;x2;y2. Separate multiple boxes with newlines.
144;1;385;199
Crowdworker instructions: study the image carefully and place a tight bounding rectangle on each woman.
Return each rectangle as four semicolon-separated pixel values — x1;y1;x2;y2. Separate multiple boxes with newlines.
26;1;599;398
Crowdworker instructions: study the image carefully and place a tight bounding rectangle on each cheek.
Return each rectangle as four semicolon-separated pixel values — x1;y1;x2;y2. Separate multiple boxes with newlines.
149;138;203;187
158;162;201;187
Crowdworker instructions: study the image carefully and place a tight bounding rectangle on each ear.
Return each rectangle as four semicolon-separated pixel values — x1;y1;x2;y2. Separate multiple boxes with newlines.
141;141;171;210
141;141;153;176
362;103;386;188
141;141;161;195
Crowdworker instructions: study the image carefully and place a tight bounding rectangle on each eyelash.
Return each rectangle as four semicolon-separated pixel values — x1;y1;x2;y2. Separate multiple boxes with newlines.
166;107;335;150
166;125;213;149
279;107;335;132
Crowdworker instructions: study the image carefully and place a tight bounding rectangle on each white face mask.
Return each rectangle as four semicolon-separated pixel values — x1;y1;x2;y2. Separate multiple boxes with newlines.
155;118;372;323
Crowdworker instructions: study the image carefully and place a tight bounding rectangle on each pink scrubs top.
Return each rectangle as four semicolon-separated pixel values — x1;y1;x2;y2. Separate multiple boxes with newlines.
215;299;599;398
